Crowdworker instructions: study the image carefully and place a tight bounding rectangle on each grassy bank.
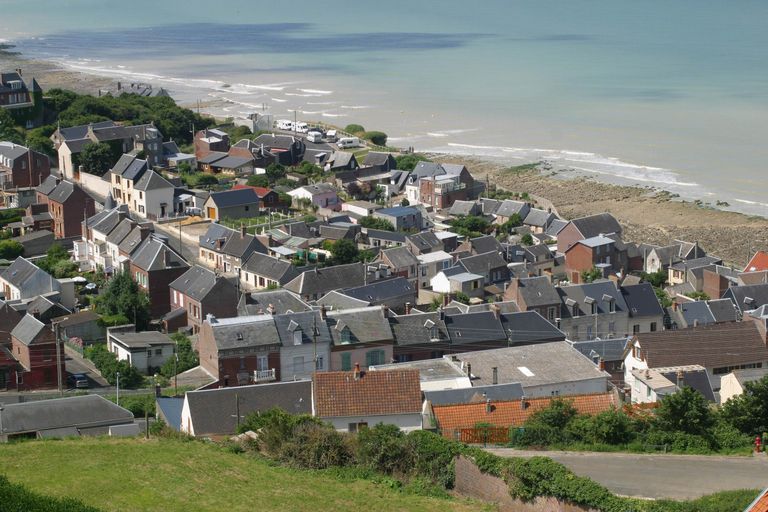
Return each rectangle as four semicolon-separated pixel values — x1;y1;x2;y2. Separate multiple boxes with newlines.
1;438;486;512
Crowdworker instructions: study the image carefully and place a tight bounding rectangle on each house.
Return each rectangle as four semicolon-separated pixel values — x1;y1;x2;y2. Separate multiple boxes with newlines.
523;208;556;233
313;368;423;432
0;395;135;442
432;392;617;439
365;229;406;249
204;188;261;222
564;235;627;282
53;121;163;177
284;262;366;301
406;231;443;255
23;293;70;324
458;251;510;285
107;329;176;375
723;283;768;315
494;200;530;224
417;251;453;289
448;200;481;218
0;142;50;188
719;368;768;404
328;151;358;172
273;310;332;380
288;183;340;210
570;337;630;386
252;134;305;166
51;310;104;347
623;322;768;392
374;245;419;284
167;266;239;334
36;179;95;238
341;200;382;219
629;365;715;404
132;169;175;220
362;152;397;171
0;299;23;346
556;213;623;254
197;314;282;387
179;380;312;436
745;251;768;273
666;256;723;287
240;252;305;291
621;283;665;335
452;342;610;398
194;128;230;161
198;223;266;273
557;281;630;341
405;162;480;208
423;382;526;407
340;277;416;314
237;289;311;316
129;235;190;318
388;311;451;363
500;310;566;346
372;357;471;391
108;154;149;209
0;69;43;127
457;234;503;257
431;267;484;299
373;206;422;231
504;276;560;324
11;230;54;257
0;257;60;302
665;298;737;329
10;313;64;390
326;306;395;371
231;184;284;210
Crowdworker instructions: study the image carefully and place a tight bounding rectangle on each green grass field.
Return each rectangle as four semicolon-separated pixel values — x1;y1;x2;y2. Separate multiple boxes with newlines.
1;438;487;512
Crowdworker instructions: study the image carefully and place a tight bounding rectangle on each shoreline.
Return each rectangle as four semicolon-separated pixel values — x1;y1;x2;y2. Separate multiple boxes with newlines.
2;48;766;266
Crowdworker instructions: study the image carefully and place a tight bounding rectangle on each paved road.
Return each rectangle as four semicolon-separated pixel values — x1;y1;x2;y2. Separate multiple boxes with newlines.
64;345;109;388
487;448;768;499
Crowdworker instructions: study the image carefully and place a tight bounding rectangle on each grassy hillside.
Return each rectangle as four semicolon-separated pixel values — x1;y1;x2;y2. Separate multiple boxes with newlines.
1;438;487;512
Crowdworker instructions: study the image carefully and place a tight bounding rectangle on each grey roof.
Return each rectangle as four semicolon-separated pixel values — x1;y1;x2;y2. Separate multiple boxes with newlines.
26;294;69;322
677;301;716;327
375;205;419;218
545;219;568;237
273;310;332;347
198;151;228;164
11;314;46;346
242;253;304;284
56;121;117;141
516;276;561;307
669;256;723;272
569;213;622;238
315;290;371;311
326;306;394;345
575;234;615;249
363;151;395;167
111;154;148;181
445;311;506;344
342;277;414;303
295;182;337;195
372;357;464;381
156;397;184;431
366;229;406;243
558;281;628;318
221;232;265;260
569;338;629;362
448;200;479;217
723;283;768;312
199;223;235;251
1;257;44;288
36;175;59;196
470;235;502;255
134;170;174;191
499;311;566;345
380;246;419;269
0;395;134;435
208;188;259;208
459;251;507;275
208;315;281;350
496;200;528;218
253;133;300;150
211;155;253;169
330;151;355;168
706;298;738;323
407;231;441;252
91;207;129;236
185;380;312;436
110;331;174;349
424;382;525;406
388;311;449;346
480;198;501;215
621;283;664;318
130;236;188;272
105;218;137;245
729;368;768;386
117;225;148;256
170;265;236;302
455;342;609;387
285;263;366;297
523;208;555;228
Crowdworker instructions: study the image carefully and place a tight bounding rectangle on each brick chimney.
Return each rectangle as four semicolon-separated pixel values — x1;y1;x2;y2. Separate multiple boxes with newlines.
241;224;247;238
353;362;361;380
381;304;389;318
405;302;412;315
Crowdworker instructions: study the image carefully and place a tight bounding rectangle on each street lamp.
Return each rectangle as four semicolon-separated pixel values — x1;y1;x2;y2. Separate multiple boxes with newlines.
115;371;120;407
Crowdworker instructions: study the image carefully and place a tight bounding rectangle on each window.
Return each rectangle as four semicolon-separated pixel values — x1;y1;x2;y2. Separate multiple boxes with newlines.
609;300;616;313
395;354;413;363
646;386;652;398
348;422;368;433
155;348;162;356
472;280;479;290
365;349;385;367
340;327;352;344
341;353;352;371
420;266;427;277
591;303;597;315
587;326;593;339
293;330;302;346
147;350;153;357
315;356;324;370
650;322;657;332
244;206;249;211
608;322;615;334
547;307;556;322
633;324;640;334
572;304;579;317
256;355;268;372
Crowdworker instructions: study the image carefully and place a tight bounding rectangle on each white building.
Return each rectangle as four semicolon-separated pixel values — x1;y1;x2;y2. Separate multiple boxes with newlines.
107;328;175;375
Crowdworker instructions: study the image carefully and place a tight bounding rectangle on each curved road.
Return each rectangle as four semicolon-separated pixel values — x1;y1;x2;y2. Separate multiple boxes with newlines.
487;448;768;500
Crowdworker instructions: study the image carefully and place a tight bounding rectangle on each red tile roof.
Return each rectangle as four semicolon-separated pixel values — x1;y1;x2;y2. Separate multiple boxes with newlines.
745;251;768;273
314;369;422;418
746;488;768;512
232;184;273;197
433;392;617;436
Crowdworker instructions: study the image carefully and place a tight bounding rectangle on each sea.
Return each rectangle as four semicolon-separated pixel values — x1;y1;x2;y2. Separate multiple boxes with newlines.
2;0;767;216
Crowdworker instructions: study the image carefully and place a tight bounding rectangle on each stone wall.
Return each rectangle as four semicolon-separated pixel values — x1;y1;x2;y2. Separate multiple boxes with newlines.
453;456;599;512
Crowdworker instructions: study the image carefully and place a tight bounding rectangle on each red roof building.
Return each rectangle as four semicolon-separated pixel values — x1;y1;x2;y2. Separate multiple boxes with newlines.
745;251;768;273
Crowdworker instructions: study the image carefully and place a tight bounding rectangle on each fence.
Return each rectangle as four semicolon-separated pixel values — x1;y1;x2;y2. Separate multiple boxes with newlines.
454;427;511;446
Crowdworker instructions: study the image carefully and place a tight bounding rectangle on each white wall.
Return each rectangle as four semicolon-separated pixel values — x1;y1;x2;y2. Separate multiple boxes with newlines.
325;413;422;432
719;373;744;404
77;171;111;198
420;376;472;392
524;377;608;399
280;342;331;381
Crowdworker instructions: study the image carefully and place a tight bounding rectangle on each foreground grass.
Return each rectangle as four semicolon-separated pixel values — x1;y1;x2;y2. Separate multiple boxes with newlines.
2;438;487;512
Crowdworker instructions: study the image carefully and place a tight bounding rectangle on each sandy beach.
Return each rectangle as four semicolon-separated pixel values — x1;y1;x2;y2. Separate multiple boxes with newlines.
3;47;765;267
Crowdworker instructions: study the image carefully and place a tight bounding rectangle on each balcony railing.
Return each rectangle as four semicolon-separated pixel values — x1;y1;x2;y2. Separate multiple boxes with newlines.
253;368;276;382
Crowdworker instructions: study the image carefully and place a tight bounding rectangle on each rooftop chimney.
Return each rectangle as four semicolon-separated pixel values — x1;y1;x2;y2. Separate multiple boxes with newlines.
164;248;172;267
405;302;412;315
266;303;275;315
319;304;327;320
490;304;500;320
598;359;606;371
241;224;247;238
492;366;498;385
676;370;684;389
485;398;492;414
466;363;472;378
520;396;527;410
353;362;361;380
381;304;389;318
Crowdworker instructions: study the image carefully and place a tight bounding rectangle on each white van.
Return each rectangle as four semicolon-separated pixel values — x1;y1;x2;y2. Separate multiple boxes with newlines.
325;129;337;143
337;136;362;149
276;119;293;130
294;122;309;133
306;131;323;143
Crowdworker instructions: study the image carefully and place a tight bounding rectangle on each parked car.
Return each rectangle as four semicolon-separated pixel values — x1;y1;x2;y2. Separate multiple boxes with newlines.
325;129;337;142
67;373;89;389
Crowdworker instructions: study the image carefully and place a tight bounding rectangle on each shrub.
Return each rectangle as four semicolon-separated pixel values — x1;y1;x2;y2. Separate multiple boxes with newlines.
590;408;634;445
0;474;101;512
344;124;365;135
0;239;23;259
357;423;409;475
362;131;387;146
278;423;354;469
405;430;462;489
237;407;322;456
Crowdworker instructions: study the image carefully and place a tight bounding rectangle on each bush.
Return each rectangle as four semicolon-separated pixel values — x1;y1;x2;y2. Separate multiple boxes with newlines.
405;430;462;489
278;423;354;469
344;124;365;135
362;131;387;146
0;239;23;259
0;474;101;512
237;407;322;455
357;423;409;475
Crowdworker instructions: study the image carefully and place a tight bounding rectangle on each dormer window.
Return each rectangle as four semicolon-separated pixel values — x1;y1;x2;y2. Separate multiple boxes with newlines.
293;330;302;346
236;332;243;341
340;327;351;344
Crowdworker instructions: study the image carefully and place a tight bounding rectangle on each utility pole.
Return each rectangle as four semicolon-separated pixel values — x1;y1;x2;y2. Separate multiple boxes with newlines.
235;393;241;428
116;371;120;407
54;321;63;396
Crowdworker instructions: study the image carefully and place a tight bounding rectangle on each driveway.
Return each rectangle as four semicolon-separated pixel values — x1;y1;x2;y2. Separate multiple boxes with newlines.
486;448;768;499
64;345;109;388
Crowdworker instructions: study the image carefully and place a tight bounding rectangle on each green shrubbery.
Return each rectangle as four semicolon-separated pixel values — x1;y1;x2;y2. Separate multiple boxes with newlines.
0;474;101;512
83;344;144;389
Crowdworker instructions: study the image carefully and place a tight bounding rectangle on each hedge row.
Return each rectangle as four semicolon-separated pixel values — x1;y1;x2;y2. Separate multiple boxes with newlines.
0;475;100;512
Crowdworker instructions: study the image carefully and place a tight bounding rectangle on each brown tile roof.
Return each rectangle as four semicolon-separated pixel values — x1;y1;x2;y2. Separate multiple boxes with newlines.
635;322;768;369
746;488;768;512
433;392;618;436
314;369;422;418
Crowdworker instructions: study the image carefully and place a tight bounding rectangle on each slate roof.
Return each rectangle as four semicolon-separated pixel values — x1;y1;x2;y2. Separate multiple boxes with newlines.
516;276;561;307
156;397;183;432
316;290;371;311
499;311;566;345
130;236;188;272
212;155;253;169
729;368;768;387
545;219;568;237
366;229;406;244
459;251;507;275
424;383;526;406
706;298;738;323
449;200;479;217
36;175;59;196
0;395;134;435
56;121;117;141
134;170;174;191
198;223;235;251
454;342;609;387
238;289;311;316
105;218;137;245
569;338;629;363
407;231;441;252
363;151;395;168
389;311;450;346
314;369;422;418
117;226;147;255
480;198;501;215
1;257;43;288
523;208;554;228
326;306;394;345
185;380;312;436
284;263;366;297
621;283;664;318
197;151;228;164
242;253;304;284
11;314;47;346
208;188;260;208
433;392;617;434
558;281;628;318
634;322;768;369
495;200;528;218
110;331;174;348
253;133;300;150
380;246;418;269
674;301;716;328
723;283;768;313
208;315;281;350
221;232;265;260
273;310;332;347
569;213;622;238
470;235;502;255
342;277;414;303
445;311;506;345
170;266;233;302
48;182;79;206
111;154;148;181
669;256;723;272
26;294;69;321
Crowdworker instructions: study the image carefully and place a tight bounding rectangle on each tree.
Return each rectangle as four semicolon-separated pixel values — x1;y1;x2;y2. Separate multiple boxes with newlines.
330;239;359;265
684;291;710;301
580;266;603;283
359;216;395;231
654;386;715;436
449;215;490;238
159;333;199;379
344;124;365;135
94;271;151;330
641;269;667;288
520;233;534;246
265;163;286;183
37;243;70;275
247;174;269;187
655;287;673;308
400;198;410;207
79;142;117;176
177;162;192;174
721;375;768;436
0;240;23;260
395;153;429;172
500;213;523;233
362;131;388;146
0;109;24;145
454;292;470;305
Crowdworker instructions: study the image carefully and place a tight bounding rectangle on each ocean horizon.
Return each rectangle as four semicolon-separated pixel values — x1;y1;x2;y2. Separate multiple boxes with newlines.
2;0;767;216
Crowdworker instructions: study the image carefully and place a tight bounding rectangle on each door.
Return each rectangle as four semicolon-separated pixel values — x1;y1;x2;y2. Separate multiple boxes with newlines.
207;207;216;219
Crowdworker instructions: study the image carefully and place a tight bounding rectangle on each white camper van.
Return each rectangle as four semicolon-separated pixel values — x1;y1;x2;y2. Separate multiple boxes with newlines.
325;130;338;143
306;131;323;143
276;119;293;130
337;137;362;149
294;122;309;133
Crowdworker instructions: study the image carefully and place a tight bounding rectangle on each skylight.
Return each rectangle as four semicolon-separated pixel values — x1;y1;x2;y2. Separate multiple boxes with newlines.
517;366;535;377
